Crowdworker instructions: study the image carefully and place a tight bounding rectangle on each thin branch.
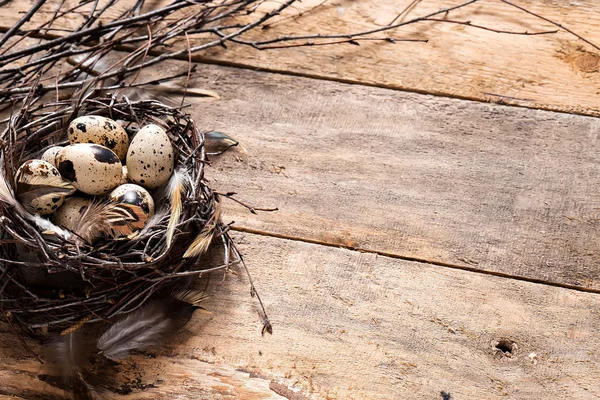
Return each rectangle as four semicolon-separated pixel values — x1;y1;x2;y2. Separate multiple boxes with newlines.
389;0;422;26
0;0;47;48
244;37;427;50
498;0;600;51
423;18;559;36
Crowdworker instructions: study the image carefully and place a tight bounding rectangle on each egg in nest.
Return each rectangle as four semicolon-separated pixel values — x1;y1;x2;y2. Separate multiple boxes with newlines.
14;159;75;215
68;116;129;160
109;184;155;217
126;124;174;190
57;144;122;195
52;196;91;231
40;146;62;168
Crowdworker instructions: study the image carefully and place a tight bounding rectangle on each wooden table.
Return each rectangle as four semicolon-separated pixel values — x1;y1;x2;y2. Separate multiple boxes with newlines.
1;1;600;399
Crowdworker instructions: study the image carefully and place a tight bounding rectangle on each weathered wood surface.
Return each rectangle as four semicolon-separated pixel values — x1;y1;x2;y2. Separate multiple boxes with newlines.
2;0;600;115
161;63;600;291
1;233;600;399
0;2;600;397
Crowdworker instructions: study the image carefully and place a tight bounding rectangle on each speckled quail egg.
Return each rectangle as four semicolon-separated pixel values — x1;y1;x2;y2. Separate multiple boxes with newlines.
68;116;129;160
14;159;75;215
120;165;129;185
126;124;174;190
40;146;62;168
52;197;91;231
56;144;122;195
109;183;154;219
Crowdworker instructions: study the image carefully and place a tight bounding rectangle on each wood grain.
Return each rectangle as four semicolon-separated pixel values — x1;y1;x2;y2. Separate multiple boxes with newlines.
3;0;600;115
147;63;600;290
1;233;600;399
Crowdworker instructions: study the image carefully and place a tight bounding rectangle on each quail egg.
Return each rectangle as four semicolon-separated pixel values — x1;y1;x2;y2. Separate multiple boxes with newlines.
68;116;129;160
52;197;91;231
14;159;75;215
126;124;174;190
120;165;129;185
109;183;154;218
40;146;62;167
56;144;122;195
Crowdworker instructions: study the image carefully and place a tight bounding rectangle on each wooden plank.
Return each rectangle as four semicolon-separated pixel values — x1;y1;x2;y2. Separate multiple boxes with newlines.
153;62;600;290
1;233;600;399
0;353;289;399
2;1;600;115
3;45;599;290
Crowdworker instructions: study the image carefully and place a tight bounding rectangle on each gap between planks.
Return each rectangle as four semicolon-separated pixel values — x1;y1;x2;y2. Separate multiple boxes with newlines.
230;225;600;295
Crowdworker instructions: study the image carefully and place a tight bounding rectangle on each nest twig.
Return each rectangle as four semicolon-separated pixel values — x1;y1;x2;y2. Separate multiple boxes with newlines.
0;88;244;333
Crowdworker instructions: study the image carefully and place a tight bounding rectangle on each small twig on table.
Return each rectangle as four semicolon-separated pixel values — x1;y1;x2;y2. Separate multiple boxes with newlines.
423;18;559;36
262;0;329;30
389;0;422;26
182;31;192;108
216;192;279;214
234;37;428;50
498;0;600;51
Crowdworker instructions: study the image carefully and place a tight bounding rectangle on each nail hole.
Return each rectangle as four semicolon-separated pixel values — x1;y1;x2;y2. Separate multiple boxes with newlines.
495;339;514;354
441;391;452;400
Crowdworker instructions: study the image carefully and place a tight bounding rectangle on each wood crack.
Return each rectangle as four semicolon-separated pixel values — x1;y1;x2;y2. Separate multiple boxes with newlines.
231;226;600;295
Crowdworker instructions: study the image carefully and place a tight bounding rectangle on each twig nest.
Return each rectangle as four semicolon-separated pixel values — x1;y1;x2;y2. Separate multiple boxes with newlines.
127;124;174;189
56;144;122;195
109;183;155;218
68;116;129;160
15;159;75;215
0;97;221;333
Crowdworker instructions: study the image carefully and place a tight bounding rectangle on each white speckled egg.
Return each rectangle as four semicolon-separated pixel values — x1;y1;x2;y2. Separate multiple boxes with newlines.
120;165;129;185
126;124;174;190
14;159;75;215
41;146;62;167
56;144;122;195
52;197;91;231
68;116;129;160
109;183;155;218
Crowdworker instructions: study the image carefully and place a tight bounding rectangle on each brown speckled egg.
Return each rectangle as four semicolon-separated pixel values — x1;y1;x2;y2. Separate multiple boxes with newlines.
126;124;174;190
109;184;154;219
52;197;91;231
68;116;129;160
41;146;62;167
14;159;74;215
56;144;122;195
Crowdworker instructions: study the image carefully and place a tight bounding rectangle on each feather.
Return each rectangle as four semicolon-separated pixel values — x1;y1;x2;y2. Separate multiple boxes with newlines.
205;131;247;156
97;290;206;361
16;173;75;194
31;214;72;240
16;174;76;213
0;169;71;239
160;168;191;249
73;201;148;245
43;332;105;400
137;208;168;237
183;200;221;258
0;167;23;212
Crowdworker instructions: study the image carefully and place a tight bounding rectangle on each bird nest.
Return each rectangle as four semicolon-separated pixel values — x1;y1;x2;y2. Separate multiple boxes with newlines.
0;92;231;335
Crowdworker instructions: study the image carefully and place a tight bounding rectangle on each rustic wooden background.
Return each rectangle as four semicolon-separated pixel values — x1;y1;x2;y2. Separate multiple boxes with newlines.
1;1;600;399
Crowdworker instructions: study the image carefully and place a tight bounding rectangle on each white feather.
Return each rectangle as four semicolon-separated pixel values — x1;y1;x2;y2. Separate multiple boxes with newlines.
97;301;174;361
31;214;72;240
